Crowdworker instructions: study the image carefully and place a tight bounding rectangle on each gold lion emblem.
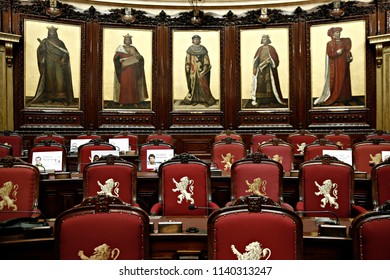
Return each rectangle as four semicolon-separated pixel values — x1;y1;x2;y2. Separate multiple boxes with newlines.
78;243;120;260
221;153;234;171
231;241;271;260
245;177;267;196
0;181;18;211
369;153;382;166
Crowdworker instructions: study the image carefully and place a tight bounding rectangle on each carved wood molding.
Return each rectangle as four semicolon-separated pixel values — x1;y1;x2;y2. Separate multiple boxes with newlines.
368;34;390;68
0;32;21;67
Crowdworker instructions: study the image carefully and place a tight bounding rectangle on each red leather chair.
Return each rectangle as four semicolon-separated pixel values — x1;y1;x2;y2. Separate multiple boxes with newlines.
28;140;67;172
139;139;174;172
55;194;149;260
324;130;352;150
112;131;139;152
366;130;390;141
0;156;41;222
77;140;117;173
208;195;303;260
34;132;65;145
250;130;276;153
296;155;367;218
229;153;294;211
145;130;173;144
352;139;390;174
150;153;219;216
0;143;12;158
215;129;242;142
258;138;294;172
371;157;390;209
351;201;390;259
287;130;318;155
83;155;139;207
0;130;23;157
211;137;246;172
303;138;341;162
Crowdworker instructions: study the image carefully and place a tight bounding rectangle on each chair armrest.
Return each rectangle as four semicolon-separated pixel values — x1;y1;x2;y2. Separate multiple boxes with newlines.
352;205;368;217
281;202;295;212
208;201;220;213
150;202;162;216
296;201;304;211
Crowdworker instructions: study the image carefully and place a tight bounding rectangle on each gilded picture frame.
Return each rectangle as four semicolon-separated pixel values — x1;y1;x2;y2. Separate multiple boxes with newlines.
310;20;367;108
24;19;82;109
171;29;221;111
101;27;153;111
240;27;290;110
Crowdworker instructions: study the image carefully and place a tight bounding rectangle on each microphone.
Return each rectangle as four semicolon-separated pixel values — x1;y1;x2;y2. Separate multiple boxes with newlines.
188;204;220;211
295;210;339;225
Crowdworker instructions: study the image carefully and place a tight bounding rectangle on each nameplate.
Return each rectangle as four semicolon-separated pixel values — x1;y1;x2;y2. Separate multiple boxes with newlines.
354;171;367;179
211;169;222;176
158;221;183;233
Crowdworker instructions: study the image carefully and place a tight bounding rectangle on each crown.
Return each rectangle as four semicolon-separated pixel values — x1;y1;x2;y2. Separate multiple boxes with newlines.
47;26;58;31
123;33;133;39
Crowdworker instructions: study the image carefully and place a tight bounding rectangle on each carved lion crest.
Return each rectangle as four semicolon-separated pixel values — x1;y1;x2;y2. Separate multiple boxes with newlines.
221;153;234;171
97;178;120;197
0;181;18;211
172;176;195;204
272;154;283;164
78;243;120;260
231;241;271;260
369;153;382;165
315;179;339;209
245;177;267;196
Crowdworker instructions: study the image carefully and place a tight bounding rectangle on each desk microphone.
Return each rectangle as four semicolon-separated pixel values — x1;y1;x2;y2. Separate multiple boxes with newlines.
295;210;340;225
188;204;219;211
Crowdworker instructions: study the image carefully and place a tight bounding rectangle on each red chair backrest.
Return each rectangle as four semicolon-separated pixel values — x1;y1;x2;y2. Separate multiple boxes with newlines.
0;132;23;157
298;157;354;218
215;130;242;142
211;139;246;172
55;195;149;260
0;144;12;158
371;158;390;209
303;139;341;162
78;141;116;173
139;140;174;172
34;134;65;145
208;203;303;260
324;132;352;149
231;155;283;203
251;133;276;153
83;157;137;205
113;133;139;152
0;157;41;222
28;141;67;172
287;130;318;155
352;140;390;174
158;158;211;216
258;139;294;172
146;132;173;144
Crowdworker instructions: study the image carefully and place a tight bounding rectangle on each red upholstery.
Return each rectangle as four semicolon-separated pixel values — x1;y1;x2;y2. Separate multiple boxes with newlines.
351;203;390;259
287;130;318;155
324;131;352;149
0;144;12;158
303;138;341;162
371;158;390;209
150;153;219;216
0;157;41;222
211;138;246;172
28;141;67;172
229;153;293;210
250;132;276;153
208;200;303;260
296;155;366;218
258;138;294;172
366;130;390;141
77;140;116;173
139;140;174;172
55;195;149;260
34;133;65;145
83;156;138;206
113;132;139;152
146;131;173;144
0;131;23;157
215;130;242;142
352;140;390;174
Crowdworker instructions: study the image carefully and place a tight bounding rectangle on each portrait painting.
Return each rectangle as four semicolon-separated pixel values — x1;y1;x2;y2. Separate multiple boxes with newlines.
240;28;290;110
310;20;366;108
172;29;221;110
102;27;153;110
24;19;81;109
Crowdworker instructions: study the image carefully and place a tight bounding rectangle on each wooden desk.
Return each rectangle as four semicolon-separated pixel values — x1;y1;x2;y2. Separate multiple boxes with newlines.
0;217;352;260
38;171;372;219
